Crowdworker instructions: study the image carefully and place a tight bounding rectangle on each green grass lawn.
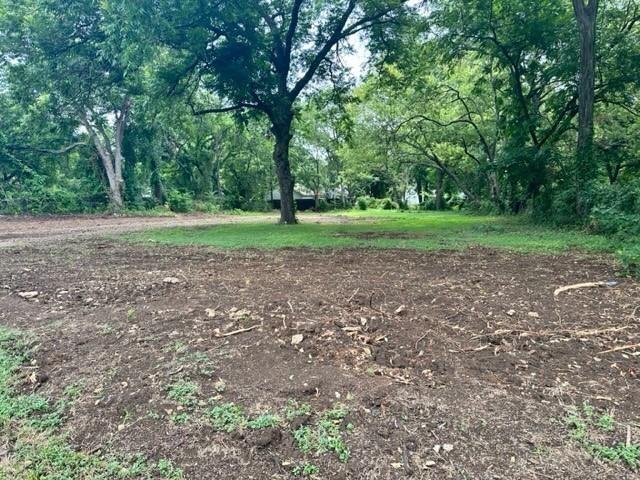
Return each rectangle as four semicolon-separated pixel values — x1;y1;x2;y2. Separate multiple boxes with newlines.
129;210;616;255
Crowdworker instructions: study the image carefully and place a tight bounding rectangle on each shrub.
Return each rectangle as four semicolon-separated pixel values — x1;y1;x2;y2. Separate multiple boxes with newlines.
192;200;221;213
617;244;640;279
356;197;368;210
167;191;193;213
380;198;399;210
315;198;331;212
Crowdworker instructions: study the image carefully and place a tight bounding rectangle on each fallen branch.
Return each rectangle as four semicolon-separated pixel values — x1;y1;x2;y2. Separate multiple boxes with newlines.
473;325;632;340
554;281;618;297
598;343;640;355
214;325;261;338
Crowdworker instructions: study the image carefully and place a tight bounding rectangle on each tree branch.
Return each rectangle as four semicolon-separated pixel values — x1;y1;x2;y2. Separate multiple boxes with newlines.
7;142;88;155
189;102;257;116
290;0;357;99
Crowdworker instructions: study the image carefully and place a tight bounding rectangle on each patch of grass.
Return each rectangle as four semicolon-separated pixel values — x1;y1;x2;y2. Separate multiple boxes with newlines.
63;383;83;401
166;380;199;407
565;402;640;469
170;412;190;425
188;351;215;377
130;210;616;256
206;403;247;432
0;330;67;433
0;326;186;479
167;341;189;354
284;400;311;421
156;459;184;479
247;413;281;430
293;404;350;462
9;436;168;479
292;461;320;477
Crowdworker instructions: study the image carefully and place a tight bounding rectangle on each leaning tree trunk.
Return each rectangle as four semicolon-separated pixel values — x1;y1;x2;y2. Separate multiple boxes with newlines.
271;110;297;224
573;0;599;216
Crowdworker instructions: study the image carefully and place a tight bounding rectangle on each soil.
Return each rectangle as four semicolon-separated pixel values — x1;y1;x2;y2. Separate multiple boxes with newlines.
0;224;639;479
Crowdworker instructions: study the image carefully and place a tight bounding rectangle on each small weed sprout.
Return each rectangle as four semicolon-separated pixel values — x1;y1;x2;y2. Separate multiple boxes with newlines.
284;399;311;420
170;412;190;424
247;413;281;430
293;462;320;477
207;403;247;432
101;324;114;335
157;458;185;479
565;402;640;469
167;380;199;407
147;410;161;420
63;383;82;400
293;404;351;462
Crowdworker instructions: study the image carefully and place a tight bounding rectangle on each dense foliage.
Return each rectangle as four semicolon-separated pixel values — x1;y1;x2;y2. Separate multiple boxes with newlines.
0;1;638;237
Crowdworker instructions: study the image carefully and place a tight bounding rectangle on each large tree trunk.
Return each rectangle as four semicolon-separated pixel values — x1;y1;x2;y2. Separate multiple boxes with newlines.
80;100;130;211
85;125;124;210
573;0;599;215
271;110;297;224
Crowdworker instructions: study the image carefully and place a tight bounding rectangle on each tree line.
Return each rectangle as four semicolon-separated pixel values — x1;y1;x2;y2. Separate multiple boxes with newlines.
0;0;638;230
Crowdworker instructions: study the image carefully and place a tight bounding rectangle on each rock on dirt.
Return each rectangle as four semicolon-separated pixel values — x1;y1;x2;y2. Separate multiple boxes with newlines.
18;291;39;299
395;305;407;316
291;334;304;346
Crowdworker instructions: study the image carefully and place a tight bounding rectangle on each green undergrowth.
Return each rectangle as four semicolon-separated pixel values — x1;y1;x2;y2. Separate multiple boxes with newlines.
0;327;184;480
161;376;353;477
129;210;638;277
204;400;352;464
565;402;640;469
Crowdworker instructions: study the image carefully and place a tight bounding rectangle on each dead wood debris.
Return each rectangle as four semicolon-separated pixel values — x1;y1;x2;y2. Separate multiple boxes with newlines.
473;325;632;340
553;281;619;297
598;343;640;355
214;325;261;338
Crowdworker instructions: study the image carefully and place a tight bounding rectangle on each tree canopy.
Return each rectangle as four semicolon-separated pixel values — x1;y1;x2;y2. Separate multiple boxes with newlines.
0;0;638;232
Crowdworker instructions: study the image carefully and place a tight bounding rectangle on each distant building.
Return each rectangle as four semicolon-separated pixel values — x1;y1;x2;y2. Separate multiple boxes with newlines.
266;188;317;211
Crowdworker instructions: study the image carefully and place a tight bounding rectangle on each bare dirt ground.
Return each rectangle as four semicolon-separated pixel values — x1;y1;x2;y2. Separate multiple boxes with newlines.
0;231;639;478
0;212;345;248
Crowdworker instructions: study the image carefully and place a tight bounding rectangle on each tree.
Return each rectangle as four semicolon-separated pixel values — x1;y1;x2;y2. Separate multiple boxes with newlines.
146;0;410;223
1;0;147;209
572;0;599;215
